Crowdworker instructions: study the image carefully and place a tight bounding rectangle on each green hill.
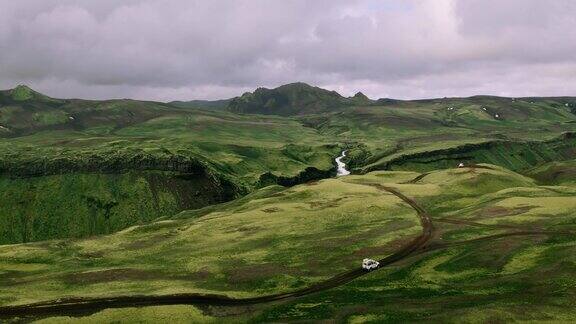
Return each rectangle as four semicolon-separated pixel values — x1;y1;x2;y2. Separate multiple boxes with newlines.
168;99;230;111
227;82;361;116
1;84;576;247
0;85;184;137
2;166;576;322
0;86;340;244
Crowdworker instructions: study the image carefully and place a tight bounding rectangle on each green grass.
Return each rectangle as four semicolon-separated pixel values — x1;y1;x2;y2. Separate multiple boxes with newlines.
0;170;237;244
1;86;576;322
526;158;576;186
0;177;421;306
34;305;223;324
1;165;575;323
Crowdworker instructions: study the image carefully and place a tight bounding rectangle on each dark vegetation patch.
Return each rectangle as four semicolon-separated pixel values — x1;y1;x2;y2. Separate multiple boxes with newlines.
257;167;335;188
0;170;239;245
261;207;282;213
370;132;576;173
472;206;534;220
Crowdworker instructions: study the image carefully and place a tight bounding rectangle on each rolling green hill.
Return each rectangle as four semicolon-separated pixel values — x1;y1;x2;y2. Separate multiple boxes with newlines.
0;86;339;244
0;85;184;137
2;165;576;322
1;83;576;322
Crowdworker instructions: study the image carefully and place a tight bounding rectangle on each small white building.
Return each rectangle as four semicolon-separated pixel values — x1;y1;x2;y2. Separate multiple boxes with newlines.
458;163;465;168
495;114;500;118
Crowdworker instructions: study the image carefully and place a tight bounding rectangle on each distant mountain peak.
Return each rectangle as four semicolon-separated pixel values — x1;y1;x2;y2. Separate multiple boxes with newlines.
9;84;50;101
2;84;62;104
10;84;37;101
227;82;349;116
351;91;371;102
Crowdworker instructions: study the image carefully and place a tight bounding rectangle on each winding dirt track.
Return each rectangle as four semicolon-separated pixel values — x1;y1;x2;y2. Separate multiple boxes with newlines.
0;185;433;319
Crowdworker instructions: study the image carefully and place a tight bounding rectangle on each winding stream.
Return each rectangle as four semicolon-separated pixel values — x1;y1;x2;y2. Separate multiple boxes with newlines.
335;150;350;176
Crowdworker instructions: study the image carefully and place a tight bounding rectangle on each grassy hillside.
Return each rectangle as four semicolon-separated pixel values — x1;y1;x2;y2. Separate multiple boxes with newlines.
526;158;576;186
299;94;576;172
2;84;576;323
0;86;183;137
2;165;576;322
251;166;576;323
360;132;576;173
0;177;421;306
0;170;237;245
1;84;576;246
0;86;340;244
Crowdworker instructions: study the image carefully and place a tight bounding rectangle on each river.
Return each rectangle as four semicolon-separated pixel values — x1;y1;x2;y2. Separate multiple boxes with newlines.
335;150;350;176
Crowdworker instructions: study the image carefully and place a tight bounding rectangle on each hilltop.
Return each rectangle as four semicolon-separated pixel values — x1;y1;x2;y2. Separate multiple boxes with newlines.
0;85;185;137
227;82;372;116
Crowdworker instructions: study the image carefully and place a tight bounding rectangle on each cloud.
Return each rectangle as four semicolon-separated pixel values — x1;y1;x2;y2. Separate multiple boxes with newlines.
0;0;575;100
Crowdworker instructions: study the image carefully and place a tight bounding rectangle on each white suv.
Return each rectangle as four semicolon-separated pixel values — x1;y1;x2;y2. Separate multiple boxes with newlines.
362;258;379;270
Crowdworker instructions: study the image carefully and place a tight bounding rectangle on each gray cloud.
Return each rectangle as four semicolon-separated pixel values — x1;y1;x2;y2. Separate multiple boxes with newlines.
0;0;575;101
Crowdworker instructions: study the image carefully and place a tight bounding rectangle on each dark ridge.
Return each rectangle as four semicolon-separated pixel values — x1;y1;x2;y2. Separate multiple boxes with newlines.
364;132;576;173
227;82;353;116
257;166;335;187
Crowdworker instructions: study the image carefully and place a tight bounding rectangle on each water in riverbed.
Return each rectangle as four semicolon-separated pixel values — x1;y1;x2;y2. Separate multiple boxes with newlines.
335;150;350;176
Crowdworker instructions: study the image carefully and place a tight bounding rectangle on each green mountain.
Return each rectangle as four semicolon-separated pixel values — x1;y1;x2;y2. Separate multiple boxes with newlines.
0;85;183;137
227;82;361;116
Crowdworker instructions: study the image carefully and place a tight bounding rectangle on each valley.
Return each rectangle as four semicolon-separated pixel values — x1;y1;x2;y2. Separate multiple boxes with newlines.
1;83;576;322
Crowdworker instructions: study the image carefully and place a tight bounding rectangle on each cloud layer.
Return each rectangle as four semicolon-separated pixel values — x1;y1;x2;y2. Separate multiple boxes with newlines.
1;0;575;101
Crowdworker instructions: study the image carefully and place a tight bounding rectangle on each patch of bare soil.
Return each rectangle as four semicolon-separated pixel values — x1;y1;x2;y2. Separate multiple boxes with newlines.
261;207;282;213
472;206;533;220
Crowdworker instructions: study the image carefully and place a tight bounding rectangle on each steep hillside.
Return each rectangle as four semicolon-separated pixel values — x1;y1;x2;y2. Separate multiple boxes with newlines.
359;132;576;173
526;158;576;186
0;170;238;245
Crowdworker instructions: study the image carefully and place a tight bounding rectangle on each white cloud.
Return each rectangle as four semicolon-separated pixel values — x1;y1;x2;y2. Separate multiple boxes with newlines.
0;0;575;101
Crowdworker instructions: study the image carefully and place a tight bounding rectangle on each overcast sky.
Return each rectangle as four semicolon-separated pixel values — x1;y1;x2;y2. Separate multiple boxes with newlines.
1;0;575;101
